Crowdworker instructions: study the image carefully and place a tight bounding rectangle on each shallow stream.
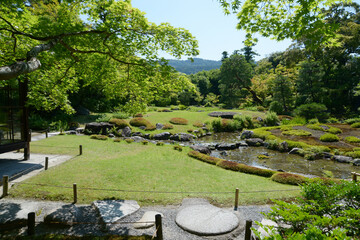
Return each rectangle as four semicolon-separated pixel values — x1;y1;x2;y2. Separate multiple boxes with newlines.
195;132;359;179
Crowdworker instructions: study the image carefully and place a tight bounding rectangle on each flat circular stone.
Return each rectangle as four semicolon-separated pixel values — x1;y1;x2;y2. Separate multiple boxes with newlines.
176;204;239;236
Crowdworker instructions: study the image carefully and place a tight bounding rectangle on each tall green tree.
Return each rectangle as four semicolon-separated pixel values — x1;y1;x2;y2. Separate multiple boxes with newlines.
0;0;198;112
219;53;255;107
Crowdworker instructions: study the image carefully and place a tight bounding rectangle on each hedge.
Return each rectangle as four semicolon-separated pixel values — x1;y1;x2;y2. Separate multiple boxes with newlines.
90;135;108;140
169;117;188;125
109;118;129;128
271;172;307;185
129;117;153;128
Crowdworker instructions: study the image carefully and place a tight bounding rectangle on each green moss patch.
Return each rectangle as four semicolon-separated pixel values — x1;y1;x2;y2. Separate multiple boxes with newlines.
319;133;339;142
90;135;108;140
109;118;129;128
169;117;188;125
282;130;312;136
345;136;360;143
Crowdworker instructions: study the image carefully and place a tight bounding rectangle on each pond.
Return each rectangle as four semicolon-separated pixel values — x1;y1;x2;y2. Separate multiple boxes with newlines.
195;132;359;179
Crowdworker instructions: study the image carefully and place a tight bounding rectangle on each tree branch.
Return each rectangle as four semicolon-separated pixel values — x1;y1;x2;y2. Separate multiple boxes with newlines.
0;41;56;80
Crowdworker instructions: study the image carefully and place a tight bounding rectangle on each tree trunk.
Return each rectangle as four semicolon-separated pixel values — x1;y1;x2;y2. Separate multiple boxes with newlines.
245;86;263;105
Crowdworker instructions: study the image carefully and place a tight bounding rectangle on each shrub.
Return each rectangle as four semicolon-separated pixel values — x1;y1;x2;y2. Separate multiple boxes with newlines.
156;142;164;146
320;133;339;142
188;151;222;165
113;138;121;142
29;114;49;130
125;138;134;143
345;117;360;124
193;121;204;128
282;116;307;125
237;164;277;177
112;112;129;119
351;122;360;128
308;118;319;124
129;117;152;127
173;145;183;151
178;104;187;110
217;160;241;171
269;101;283;114
162;123;174;130
109;118;129;128
211;118;242;132
187;129;193;133
271;172;307;185
134;113;143;117
169;117;188;125
294;103;329;121
344;151;360;158
345;136;360;143
141;140;149;145
327;127;342;134
282;130;312;136
233;114;255;129
263;111;279;126
96;114;111;123
327;117;339;123
306;124;325;131
257;106;266;112
257;154;270;159
145;125;156;131
90;135;108;140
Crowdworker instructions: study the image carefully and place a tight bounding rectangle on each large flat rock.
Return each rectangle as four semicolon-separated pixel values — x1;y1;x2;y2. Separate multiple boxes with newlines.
133;211;163;229
92;200;140;224
176;198;239;236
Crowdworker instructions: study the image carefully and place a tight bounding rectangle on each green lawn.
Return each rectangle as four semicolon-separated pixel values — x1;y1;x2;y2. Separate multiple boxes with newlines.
10;135;300;206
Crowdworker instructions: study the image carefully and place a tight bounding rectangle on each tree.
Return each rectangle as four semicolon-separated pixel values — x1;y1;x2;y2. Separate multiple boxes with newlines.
219;53;256;107
0;0;198;112
218;0;350;49
240;43;258;65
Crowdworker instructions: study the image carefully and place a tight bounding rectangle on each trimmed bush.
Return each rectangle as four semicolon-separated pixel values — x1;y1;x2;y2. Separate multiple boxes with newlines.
129;117;152;127
90;135;108;140
145;125;156;131
173;145;183;151
217;160;241;171
211;118;242;132
282;130;312;136
263;111;280;126
169;117;188;125
326;127;342;134
294;103;329;121
271;172;307;185
125;139;134;143
308;118;319;124
141;140;149;145
345;118;360;124
345;136;360;143
109;118;129;128
187;129;193;133
237;164;277;177
188;151;222;165
344;151;360;158
351;122;360;128
113;138;121;142
306;124;325;131
156;142;164;146
134;113;143;117
162;123;174;130
320;133;339;142
193;121;204;128
327;117;339;123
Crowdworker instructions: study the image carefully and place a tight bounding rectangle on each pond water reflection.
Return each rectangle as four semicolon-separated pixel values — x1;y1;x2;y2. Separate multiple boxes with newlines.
195;132;359;179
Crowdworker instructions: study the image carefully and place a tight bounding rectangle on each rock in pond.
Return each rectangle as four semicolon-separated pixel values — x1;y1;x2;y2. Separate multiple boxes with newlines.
176;198;240;236
153;132;171;140
216;143;239;150
240;130;254;139
122;126;132;137
190;145;211;155
245;138;264;147
353;159;360;166
170;133;195;141
332;155;353;164
85;122;114;135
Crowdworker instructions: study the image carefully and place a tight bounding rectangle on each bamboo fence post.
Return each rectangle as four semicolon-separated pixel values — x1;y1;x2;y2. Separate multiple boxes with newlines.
234;188;239;210
45;157;49;170
73;183;77;204
2;175;9;197
244;220;253;240
79;145;83;155
155;214;163;240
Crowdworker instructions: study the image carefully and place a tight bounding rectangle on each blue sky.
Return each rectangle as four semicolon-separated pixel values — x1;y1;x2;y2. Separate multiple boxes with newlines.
131;0;293;61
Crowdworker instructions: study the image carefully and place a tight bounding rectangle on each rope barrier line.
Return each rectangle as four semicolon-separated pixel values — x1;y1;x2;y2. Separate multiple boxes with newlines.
30;144;77;149
34;220;156;225
9;181;299;194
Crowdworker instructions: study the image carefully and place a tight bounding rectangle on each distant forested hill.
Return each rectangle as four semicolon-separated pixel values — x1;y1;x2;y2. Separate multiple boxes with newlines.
168;58;221;74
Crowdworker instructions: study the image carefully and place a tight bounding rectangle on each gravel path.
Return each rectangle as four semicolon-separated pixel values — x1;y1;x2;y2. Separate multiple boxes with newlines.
0;198;271;239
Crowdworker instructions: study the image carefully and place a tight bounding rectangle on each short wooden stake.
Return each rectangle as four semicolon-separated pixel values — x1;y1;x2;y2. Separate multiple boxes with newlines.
234;188;239;210
27;212;35;236
155;214;163;240
79;145;83;155
73;183;77;204
45;130;48;138
2;175;9;198
244;220;253;240
45;157;49;170
352;172;357;182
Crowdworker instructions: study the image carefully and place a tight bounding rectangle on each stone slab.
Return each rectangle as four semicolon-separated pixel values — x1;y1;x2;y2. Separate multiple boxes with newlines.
44;204;79;226
92;200;140;224
176;199;239;236
133;211;163;229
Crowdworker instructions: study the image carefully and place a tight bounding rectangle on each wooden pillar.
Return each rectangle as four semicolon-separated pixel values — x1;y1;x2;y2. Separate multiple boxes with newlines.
155;214;163;240
2;175;9;198
244;220;253;240
27;212;35;236
234;188;239;210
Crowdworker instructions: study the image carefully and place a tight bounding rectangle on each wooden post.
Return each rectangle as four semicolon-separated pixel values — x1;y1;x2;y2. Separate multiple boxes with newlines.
45;130;48;138
2;176;9;198
234;188;239;211
45;157;49;170
155;214;163;240
27;212;35;236
79;145;82;155
73;183;77;204
352;172;357;182
244;220;253;240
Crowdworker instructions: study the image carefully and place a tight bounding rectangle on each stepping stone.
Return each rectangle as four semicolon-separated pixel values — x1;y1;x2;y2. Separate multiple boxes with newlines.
44;204;79;226
176;198;239;236
92;200;140;224
133;211;163;229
